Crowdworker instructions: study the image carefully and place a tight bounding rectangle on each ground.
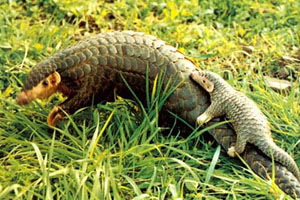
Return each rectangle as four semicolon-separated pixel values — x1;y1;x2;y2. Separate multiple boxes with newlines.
0;0;300;199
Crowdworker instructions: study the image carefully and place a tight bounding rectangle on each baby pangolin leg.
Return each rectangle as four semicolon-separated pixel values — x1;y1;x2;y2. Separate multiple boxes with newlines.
197;105;215;126
228;134;247;157
196;100;227;126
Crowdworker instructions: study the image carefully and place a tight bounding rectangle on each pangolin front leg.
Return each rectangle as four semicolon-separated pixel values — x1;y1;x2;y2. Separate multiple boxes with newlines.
196;102;223;126
47;87;93;126
47;106;63;126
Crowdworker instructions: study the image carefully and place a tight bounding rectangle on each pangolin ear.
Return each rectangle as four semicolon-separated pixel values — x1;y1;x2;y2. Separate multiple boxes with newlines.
205;79;214;92
49;71;61;86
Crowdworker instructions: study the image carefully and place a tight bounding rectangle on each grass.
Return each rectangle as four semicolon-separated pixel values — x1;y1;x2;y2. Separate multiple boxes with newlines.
0;0;300;199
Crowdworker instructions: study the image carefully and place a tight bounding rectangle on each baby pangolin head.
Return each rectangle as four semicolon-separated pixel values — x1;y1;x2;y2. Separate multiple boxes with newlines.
190;71;216;93
16;72;61;105
190;70;230;93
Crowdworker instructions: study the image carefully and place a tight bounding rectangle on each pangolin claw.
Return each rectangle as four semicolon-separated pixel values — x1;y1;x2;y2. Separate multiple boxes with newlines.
227;146;236;157
47;106;63;126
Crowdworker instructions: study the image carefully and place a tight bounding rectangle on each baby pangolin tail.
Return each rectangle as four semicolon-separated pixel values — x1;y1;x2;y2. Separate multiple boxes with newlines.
255;139;300;181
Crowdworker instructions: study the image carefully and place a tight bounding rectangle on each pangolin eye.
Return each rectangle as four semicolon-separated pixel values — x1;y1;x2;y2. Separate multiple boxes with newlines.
42;80;49;86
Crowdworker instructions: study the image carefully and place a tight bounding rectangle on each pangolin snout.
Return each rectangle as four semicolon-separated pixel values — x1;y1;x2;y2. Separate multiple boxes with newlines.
16;91;30;105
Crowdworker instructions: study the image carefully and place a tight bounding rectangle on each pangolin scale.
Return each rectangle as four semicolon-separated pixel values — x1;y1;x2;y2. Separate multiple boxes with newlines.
17;31;300;198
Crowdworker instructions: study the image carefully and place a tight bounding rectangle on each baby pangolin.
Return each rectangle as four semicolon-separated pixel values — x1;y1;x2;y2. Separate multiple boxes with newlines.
190;70;300;181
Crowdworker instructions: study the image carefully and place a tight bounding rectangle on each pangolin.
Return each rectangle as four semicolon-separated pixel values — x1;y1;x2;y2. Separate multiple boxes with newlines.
15;31;300;197
190;70;300;181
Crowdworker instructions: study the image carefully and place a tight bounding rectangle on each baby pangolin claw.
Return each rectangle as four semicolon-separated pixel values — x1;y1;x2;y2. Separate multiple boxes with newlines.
227;146;237;157
47;106;63;126
196;113;211;126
